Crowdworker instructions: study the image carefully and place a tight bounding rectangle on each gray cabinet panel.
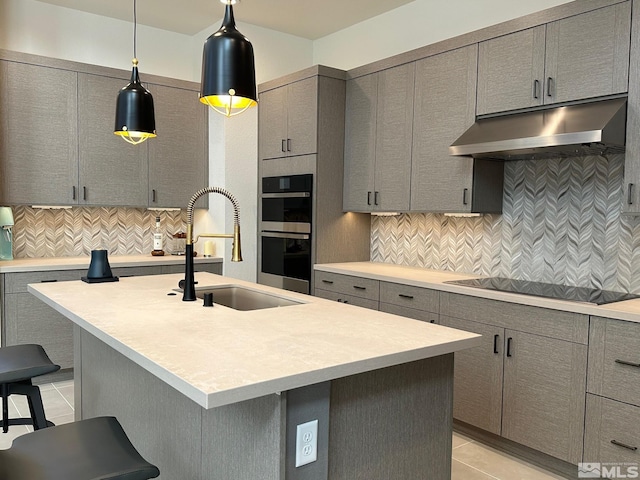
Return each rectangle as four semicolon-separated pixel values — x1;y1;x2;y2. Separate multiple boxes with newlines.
587;316;640;406
544;2;630;105
4;293;74;369
148;84;207;208
286;77;318;157
411;45;481;212
314;271;379;301
78;73;148;207
343;73;377;211
440;292;589;344
440;315;503;435
258;86;287;160
314;289;379;310
379;281;438;313
584;395;640;466
502;330;587;464
379;303;437;323
623;0;640;213
4;269;84;294
373;63;414;212
0;61;78;205
477;26;546;115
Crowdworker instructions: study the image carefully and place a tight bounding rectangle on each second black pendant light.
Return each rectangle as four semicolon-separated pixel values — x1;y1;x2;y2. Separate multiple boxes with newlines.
114;0;156;145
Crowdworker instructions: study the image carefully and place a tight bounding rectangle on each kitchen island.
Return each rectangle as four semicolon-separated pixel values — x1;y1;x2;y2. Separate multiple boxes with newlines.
29;272;480;480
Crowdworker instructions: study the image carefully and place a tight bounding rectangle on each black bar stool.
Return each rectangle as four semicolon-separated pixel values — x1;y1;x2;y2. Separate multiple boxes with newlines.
0;344;60;432
0;416;160;480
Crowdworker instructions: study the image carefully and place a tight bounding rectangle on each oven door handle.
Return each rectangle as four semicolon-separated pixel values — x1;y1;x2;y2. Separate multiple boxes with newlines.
261;192;311;198
261;231;310;240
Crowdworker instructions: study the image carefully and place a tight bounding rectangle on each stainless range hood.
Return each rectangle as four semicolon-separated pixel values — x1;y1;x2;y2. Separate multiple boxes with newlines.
449;97;627;161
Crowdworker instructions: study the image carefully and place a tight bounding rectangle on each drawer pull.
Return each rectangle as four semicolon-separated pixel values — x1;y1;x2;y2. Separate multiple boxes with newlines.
493;334;500;354
398;294;414;300
611;439;638;451
506;337;513;357
40;279;58;283
353;286;366;290
615;359;640;368
321;279;334;284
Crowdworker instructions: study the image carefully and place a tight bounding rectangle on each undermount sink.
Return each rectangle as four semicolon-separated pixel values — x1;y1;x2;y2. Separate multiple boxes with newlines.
194;285;303;311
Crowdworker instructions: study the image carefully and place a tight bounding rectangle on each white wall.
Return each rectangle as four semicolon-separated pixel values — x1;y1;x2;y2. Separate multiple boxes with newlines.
314;0;574;70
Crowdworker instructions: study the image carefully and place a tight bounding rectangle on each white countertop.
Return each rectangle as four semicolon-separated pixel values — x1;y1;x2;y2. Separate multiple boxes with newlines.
315;262;640;324
0;254;222;273
28;272;481;409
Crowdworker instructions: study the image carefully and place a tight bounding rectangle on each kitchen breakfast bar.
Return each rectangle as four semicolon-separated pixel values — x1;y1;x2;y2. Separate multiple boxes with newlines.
28;272;480;480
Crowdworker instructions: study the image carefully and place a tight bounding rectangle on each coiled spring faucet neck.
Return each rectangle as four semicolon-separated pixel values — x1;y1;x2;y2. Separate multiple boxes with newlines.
183;187;242;302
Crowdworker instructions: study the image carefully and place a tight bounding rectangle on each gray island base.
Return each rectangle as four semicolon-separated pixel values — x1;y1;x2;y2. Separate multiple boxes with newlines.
29;272;480;480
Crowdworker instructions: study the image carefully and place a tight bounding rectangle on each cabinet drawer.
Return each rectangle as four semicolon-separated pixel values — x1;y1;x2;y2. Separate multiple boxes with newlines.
112;266;162;278
585;394;640;466
314;271;379;301
379;303;438;323
4;270;85;293
314;288;379;310
380;282;438;313
588;317;640;406
440;292;588;344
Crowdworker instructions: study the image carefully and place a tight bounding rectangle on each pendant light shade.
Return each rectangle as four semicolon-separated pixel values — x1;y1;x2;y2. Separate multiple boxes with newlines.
200;2;257;116
114;0;156;145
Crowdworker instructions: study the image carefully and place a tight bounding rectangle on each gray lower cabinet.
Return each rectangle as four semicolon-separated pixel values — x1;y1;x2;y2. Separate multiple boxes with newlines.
0;61;78;205
440;292;588;465
411;44;503;213
314;271;380;310
477;2;630;116
343;63;414;212
585;316;640;465
0;262;221;376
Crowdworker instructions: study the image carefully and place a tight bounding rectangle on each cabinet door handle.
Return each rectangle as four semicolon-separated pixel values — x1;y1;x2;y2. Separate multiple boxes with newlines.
398;294;414;299
152;189;157;203
322;279;334;284
72;186;76;200
462;188;469;205
611;439;638;451
353;285;366;291
546;77;553;97
40;279;58;283
533;79;540;99
506;337;513;357
281;139;286;152
615;359;640;368
367;191;372;205
429;319;435;323
343;300;349;304
83;186;87;201
628;183;634;205
493;334;500;354
287;138;291;152
374;191;379;206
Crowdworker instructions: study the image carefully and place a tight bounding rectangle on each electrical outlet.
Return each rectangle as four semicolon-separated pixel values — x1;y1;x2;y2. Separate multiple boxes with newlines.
295;419;318;467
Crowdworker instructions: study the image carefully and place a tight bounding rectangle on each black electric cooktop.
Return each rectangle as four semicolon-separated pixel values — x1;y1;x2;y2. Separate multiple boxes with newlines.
445;277;640;305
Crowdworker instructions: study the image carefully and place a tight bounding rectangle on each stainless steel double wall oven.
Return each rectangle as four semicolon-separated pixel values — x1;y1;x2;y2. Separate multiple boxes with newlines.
259;174;313;294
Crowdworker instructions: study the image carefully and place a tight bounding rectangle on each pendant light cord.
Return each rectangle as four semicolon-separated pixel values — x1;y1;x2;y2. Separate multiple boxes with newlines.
133;0;137;60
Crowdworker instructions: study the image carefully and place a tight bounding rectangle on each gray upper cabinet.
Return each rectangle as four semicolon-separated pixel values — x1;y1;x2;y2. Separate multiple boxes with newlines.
477;2;631;115
258;76;318;160
78;73;149;207
343;63;414;212
148;84;208;209
412;45;502;213
0;61;78;205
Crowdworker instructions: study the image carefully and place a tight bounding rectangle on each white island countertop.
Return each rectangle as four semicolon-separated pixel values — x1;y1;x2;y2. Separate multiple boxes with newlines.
28;272;480;409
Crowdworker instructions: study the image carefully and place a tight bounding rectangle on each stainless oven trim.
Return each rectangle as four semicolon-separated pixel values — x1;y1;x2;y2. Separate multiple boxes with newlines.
258;272;309;295
261;222;311;234
261;231;310;240
261;192;311;198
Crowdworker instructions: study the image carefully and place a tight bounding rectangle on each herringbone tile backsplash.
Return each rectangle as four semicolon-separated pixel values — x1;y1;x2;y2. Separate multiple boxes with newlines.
12;207;186;257
372;154;640;293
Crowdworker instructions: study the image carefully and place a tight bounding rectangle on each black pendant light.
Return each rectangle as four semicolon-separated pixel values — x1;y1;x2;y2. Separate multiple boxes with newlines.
114;0;156;145
200;0;257;116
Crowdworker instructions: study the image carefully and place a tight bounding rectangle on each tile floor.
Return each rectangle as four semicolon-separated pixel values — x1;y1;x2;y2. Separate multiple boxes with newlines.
1;381;566;479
